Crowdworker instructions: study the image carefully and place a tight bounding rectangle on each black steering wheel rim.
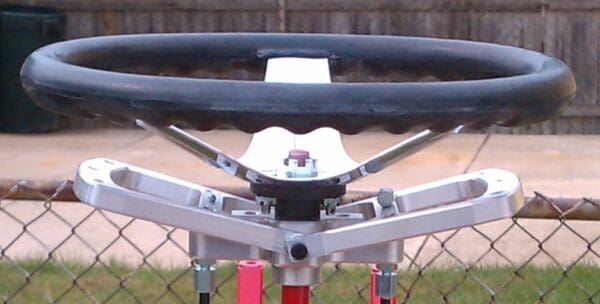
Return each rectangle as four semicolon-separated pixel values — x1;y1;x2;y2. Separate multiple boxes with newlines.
21;33;576;134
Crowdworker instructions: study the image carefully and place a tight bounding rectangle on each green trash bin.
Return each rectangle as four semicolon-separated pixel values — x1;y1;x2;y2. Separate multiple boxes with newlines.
0;6;65;133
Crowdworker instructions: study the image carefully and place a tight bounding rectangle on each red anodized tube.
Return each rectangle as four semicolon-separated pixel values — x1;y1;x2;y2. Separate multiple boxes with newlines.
237;260;264;304
281;285;310;304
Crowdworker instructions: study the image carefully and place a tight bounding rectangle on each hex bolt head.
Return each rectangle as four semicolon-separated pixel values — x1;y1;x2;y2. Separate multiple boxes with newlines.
290;243;308;260
377;188;395;208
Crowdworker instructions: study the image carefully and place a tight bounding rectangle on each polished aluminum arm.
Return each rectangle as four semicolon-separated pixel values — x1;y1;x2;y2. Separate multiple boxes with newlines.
295;168;523;258
74;158;286;253
74;158;523;260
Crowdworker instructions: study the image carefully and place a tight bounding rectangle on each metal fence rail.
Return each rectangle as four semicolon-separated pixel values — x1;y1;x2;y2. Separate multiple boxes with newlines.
1;180;599;303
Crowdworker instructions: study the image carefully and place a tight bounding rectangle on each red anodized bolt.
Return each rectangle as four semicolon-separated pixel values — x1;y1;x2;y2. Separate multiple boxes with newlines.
287;149;310;167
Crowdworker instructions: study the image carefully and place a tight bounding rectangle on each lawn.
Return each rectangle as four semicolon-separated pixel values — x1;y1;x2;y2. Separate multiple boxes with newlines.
0;259;598;303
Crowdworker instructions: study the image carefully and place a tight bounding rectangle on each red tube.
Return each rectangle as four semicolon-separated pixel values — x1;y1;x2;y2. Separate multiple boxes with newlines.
370;265;397;304
237;260;264;304
281;285;310;304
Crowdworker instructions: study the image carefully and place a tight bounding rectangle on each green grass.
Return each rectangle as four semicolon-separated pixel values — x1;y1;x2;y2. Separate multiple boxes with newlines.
0;259;598;303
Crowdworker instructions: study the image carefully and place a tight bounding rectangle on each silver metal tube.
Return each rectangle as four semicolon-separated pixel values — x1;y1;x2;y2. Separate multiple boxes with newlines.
362;126;462;175
136;120;274;184
328;126;462;185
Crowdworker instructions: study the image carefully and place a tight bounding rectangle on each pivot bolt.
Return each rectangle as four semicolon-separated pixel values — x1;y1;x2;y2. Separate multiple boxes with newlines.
377;188;399;218
377;188;395;208
290;243;308;260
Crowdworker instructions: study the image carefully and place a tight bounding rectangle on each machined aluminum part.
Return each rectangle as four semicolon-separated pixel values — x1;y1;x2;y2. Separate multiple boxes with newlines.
62;55;533;288
137;121;458;188
272;266;321;286
294;169;523;258
74;158;523;263
74;158;286;253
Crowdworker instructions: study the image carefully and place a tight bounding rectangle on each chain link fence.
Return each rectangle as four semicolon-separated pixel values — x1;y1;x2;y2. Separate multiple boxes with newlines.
1;180;599;303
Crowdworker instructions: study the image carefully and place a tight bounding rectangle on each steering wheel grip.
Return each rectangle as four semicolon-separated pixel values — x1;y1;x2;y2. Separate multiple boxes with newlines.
20;33;576;134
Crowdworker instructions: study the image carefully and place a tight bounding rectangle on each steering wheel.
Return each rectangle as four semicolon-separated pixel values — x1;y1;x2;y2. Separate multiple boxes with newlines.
20;33;576;134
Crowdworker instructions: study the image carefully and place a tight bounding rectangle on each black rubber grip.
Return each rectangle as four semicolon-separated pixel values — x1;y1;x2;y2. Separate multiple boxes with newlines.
20;33;576;134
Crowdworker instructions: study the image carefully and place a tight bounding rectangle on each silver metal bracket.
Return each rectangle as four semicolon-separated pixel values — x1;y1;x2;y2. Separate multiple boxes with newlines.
70;58;525;287
74;158;523;261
